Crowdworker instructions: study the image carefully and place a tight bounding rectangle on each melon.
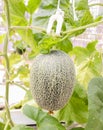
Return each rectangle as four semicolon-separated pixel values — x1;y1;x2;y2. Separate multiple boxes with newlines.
30;50;75;111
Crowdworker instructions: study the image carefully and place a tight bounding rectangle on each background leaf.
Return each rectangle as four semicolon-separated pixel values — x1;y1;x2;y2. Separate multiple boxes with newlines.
27;0;41;14
85;77;103;130
9;0;27;25
11;125;34;130
9;0;26;17
70;41;102;88
75;0;88;10
23;105;66;130
56;83;88;125
56;38;73;53
0;122;5;130
32;0;92;34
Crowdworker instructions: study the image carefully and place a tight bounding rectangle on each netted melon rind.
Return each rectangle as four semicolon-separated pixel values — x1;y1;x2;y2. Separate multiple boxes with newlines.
30;50;75;111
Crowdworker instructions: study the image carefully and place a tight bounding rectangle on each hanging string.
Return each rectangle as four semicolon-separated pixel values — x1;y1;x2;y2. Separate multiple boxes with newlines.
46;0;64;36
57;0;60;10
70;0;78;21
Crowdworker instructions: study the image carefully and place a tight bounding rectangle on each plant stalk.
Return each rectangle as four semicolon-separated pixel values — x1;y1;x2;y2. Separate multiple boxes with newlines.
101;52;103;76
10;81;29;92
4;0;14;127
10;25;45;32
60;20;103;42
63;20;103;34
10;20;103;40
89;3;103;7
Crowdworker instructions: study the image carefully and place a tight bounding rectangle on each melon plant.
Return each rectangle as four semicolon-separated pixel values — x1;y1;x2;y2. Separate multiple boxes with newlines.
30;50;76;111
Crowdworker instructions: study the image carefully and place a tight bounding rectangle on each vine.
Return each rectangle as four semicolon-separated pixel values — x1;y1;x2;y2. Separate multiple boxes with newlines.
4;0;14;127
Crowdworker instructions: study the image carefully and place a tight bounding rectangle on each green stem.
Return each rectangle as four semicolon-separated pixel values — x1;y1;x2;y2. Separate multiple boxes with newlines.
4;119;10;130
10;25;45;32
4;0;10;29
61;20;103;42
10;81;29;92
89;3;103;7
4;0;14;127
101;53;103;76
5;100;14;127
63;20;103;34
3;34;10;102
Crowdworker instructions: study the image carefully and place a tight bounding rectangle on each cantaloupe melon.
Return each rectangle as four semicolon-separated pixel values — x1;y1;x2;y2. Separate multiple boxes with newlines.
30;50;75;111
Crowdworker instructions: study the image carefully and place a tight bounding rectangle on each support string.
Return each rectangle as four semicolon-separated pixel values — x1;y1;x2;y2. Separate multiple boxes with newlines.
57;0;60;10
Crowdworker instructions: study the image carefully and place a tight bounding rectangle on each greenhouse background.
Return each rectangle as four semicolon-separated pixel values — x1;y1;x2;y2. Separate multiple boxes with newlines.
0;0;103;107
0;0;103;108
0;0;103;129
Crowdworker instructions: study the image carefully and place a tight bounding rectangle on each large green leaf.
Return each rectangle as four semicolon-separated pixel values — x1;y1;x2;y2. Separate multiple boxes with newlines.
9;0;26;18
32;0;92;34
27;0;41;14
56;38;73;53
33;35;61;55
0;122;10;130
77;52;102;87
18;29;37;50
0;122;5;130
56;83;88;124
72;10;93;36
23;105;66;130
9;0;27;25
85;77;103;130
79;11;93;26
75;0;88;10
70;47;89;65
70;41;102;88
11;125;34;130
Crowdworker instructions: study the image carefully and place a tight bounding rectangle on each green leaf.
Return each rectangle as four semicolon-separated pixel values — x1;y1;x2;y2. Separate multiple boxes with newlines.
77;55;102;88
85;77;103;130
32;0;70;30
37;35;60;52
11;125;34;130
0;122;10;130
27;0;41;14
56;83;88;124
75;0;88;10
79;11;93;26
74;10;93;36
94;16;103;22
10;14;27;26
23;105;66;130
9;53;21;67
18;29;37;50
9;0;26;18
70;41;102;87
86;40;98;52
64;5;76;27
70;47;89;65
0;122;5;130
40;49;50;54
56;38;73;53
9;0;27;25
